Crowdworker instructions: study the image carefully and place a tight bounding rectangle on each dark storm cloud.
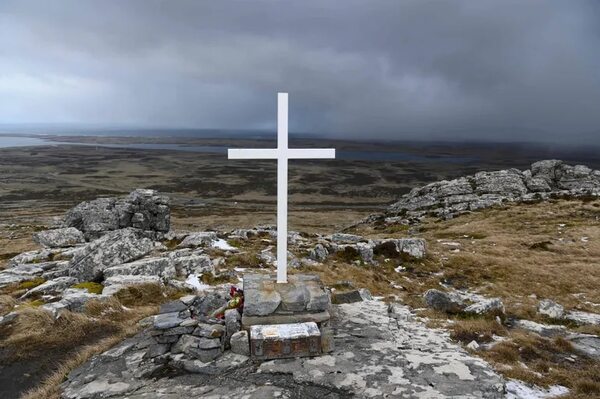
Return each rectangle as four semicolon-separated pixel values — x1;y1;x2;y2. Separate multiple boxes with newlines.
1;0;599;142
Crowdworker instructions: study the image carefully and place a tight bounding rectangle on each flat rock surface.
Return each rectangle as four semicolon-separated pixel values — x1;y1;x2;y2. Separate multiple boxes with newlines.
61;300;504;398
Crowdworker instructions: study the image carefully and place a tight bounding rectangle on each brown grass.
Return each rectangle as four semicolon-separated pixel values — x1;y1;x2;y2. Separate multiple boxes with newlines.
449;318;507;344
0;284;186;398
0;295;17;316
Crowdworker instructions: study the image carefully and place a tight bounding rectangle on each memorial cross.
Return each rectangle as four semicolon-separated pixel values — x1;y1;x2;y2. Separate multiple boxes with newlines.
228;93;335;283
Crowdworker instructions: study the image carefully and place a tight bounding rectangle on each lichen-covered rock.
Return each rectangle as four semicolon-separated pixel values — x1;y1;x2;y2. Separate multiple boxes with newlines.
33;227;85;248
63;189;170;239
387;160;600;220
177;232;218;248
103;257;176;281
537;299;565;319
464;298;504;315
308;243;329;261
68;228;154;282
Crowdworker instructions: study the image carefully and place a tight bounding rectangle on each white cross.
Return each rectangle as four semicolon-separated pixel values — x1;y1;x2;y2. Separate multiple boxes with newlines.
228;93;336;283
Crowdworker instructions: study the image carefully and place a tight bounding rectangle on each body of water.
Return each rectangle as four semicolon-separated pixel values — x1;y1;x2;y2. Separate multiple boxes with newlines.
0;135;476;163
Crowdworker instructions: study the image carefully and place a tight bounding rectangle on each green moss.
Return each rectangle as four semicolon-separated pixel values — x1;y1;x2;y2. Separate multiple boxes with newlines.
18;277;46;290
72;282;104;295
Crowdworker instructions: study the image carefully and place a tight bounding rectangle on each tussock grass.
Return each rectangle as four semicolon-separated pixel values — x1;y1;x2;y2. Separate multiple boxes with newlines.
0;295;17;316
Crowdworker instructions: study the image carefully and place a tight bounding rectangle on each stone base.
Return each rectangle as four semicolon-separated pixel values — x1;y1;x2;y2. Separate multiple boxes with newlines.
242;273;330;319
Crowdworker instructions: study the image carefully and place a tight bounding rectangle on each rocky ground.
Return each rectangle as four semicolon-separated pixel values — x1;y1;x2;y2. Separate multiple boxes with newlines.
1;159;600;398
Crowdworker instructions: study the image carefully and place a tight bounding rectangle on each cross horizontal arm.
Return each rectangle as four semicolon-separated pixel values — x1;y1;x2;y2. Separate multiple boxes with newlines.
287;149;336;159
228;148;336;160
228;149;278;159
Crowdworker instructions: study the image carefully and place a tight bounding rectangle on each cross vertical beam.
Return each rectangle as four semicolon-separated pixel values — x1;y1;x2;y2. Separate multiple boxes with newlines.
277;93;289;283
228;93;335;284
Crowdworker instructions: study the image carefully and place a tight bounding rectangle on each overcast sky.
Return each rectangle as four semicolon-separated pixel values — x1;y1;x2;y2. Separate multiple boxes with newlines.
1;1;599;142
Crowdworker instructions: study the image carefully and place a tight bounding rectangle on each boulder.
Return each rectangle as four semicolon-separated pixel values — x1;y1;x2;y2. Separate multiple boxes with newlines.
177;232;218;248
423;289;464;313
33;227;85;248
464;298;504;315
537;299;565;319
308;244;329;261
63;189;170;239
68;228;154;282
373;238;427;260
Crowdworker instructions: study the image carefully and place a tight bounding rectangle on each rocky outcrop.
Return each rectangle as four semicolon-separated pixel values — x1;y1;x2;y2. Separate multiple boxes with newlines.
68;228;154;282
386;160;600;220
63;189;170;239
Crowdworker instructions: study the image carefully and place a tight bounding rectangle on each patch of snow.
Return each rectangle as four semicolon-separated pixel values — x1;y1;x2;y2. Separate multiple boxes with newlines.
441;242;461;247
581;236;589;242
212;238;236;250
185;274;212;291
505;380;569;399
394;266;406;273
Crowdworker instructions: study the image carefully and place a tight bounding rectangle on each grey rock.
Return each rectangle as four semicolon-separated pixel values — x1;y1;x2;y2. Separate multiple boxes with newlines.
193;323;225;338
331;290;364;304
63;189;170;239
537;299;565;319
244;287;281;316
144;343;170;359
464;298;504;315
386;160;600;220
172;334;202;354
154;312;184;329
565;310;600;326
373;238;427;260
424;289;464;313
197;337;221;350
170;253;213;276
103;275;162;289
178;232;218;248
306;284;331;312
159;300;188;314
567;333;600;359
278;284;308;312
512;319;567;337
33;227;85;248
187;347;222;363
0;312;18;327
230;330;250;356
103;257;176;281
321;326;335;353
20;276;78;298
329;233;364;244
8;249;53;267
225;309;241;336
68;228;154;281
308;243;329;261
162;326;196;336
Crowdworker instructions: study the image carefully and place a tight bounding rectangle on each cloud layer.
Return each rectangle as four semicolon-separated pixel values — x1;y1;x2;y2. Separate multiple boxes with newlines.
1;0;599;142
